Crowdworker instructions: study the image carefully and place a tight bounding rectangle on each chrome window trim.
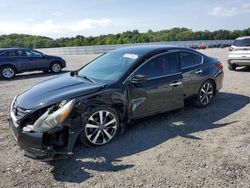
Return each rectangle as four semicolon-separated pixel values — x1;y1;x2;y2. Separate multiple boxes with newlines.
147;72;182;81
179;50;204;70
0;49;26;58
123;50;180;84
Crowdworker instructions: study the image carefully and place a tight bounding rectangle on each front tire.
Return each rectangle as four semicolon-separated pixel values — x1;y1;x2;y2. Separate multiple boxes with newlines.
228;63;236;71
0;65;16;79
50;62;62;73
79;108;120;147
194;80;215;107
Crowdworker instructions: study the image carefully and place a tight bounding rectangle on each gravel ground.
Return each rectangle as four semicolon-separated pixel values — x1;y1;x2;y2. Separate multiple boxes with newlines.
0;48;249;188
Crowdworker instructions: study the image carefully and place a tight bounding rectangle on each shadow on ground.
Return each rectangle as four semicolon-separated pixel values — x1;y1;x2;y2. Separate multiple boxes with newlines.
49;92;249;183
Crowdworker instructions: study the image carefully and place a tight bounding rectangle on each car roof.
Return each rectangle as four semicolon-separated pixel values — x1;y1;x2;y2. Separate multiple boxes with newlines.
0;48;31;51
112;45;193;55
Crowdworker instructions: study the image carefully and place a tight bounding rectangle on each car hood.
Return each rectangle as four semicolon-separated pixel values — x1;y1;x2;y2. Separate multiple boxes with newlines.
16;73;105;110
47;55;63;59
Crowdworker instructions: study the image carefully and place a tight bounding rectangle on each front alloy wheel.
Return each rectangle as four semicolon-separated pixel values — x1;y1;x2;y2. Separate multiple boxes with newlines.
228;63;236;71
51;62;62;73
80;109;119;146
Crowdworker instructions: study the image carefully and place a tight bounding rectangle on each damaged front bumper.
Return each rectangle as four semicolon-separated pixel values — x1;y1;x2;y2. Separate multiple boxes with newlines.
9;116;84;160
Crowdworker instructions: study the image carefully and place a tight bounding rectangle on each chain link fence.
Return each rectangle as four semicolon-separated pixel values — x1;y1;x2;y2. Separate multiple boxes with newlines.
37;40;233;55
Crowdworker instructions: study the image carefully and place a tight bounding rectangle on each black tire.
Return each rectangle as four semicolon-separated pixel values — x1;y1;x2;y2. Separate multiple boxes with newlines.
228;63;236;71
79;107;120;147
194;80;215;108
0;65;16;79
50;62;62;73
43;70;50;73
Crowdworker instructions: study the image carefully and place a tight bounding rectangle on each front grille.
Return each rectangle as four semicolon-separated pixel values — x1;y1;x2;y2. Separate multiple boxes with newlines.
15;107;30;120
12;101;31;121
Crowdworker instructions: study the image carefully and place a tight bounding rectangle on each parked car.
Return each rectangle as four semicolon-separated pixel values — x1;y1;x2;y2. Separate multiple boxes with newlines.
197;44;206;50
9;45;224;160
0;48;66;79
228;36;250;70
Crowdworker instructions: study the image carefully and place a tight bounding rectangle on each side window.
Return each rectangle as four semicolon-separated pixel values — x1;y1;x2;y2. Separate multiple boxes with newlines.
25;50;42;57
8;50;19;57
17;50;27;57
135;52;179;79
180;51;203;68
0;51;8;57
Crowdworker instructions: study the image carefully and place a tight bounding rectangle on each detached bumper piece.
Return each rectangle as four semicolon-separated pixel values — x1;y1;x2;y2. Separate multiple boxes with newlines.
9;118;82;160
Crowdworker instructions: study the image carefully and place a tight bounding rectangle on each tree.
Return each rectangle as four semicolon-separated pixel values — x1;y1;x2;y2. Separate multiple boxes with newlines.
0;27;249;48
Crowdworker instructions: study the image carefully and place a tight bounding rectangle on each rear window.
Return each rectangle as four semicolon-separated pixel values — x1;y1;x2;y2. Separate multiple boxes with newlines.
0;51;7;57
180;51;203;68
233;38;250;47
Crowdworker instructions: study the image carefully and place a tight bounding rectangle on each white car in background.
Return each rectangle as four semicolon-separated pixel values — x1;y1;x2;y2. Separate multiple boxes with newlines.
228;36;250;71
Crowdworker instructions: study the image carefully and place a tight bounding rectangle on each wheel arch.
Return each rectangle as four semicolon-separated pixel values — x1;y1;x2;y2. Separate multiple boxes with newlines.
83;102;126;122
196;78;217;96
50;60;62;68
0;64;17;72
207;78;217;95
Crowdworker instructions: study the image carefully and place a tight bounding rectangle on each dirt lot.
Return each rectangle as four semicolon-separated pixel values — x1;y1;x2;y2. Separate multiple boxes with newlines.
0;48;249;188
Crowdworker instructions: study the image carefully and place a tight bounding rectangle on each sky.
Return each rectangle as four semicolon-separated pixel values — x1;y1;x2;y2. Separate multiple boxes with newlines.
0;0;249;38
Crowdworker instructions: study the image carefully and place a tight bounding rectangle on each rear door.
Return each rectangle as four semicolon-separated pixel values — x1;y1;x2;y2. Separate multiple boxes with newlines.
179;51;204;98
14;50;31;71
3;50;29;72
126;51;184;119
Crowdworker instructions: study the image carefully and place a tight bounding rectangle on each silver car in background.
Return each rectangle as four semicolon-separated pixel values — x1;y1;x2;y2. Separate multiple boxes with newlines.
228;36;250;70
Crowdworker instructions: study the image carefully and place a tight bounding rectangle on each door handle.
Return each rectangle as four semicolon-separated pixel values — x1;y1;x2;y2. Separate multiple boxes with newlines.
169;81;182;87
195;69;203;74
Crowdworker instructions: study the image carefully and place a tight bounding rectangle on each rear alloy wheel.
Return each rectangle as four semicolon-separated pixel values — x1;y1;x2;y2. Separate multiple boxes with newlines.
50;62;62;73
228;63;236;71
80;108;119;146
0;66;16;79
195;80;214;107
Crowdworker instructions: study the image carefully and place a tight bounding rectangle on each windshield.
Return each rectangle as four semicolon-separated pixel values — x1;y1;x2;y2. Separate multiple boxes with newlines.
233;38;250;47
77;51;140;82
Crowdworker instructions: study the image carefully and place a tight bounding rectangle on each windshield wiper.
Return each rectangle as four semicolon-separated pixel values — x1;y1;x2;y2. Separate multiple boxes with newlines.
82;75;95;83
77;74;95;83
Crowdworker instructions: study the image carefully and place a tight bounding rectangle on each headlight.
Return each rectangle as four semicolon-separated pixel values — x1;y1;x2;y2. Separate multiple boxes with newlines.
30;99;75;133
10;96;18;121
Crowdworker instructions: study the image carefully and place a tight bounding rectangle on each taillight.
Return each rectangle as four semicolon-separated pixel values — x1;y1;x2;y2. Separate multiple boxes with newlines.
215;62;223;70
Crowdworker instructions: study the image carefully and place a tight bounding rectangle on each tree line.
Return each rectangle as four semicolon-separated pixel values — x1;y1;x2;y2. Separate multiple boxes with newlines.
0;27;249;49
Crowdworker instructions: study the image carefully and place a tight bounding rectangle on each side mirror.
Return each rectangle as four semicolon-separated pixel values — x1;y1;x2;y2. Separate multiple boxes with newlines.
42;54;47;58
130;75;147;84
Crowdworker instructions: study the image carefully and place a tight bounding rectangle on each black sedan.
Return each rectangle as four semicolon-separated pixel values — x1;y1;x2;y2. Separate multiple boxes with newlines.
0;48;66;79
9;45;224;159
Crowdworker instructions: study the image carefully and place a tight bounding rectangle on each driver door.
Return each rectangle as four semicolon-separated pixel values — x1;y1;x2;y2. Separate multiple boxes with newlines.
126;51;184;119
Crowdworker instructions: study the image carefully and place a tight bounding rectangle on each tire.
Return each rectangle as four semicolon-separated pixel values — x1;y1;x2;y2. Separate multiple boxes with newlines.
0;65;16;79
43;70;49;73
79;107;120;147
194;80;215;107
228;63;236;71
50;62;62;73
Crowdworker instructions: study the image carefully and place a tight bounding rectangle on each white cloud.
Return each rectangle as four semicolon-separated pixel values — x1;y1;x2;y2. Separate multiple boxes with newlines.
52;11;62;17
0;18;112;37
208;3;250;16
25;18;34;22
69;18;111;31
